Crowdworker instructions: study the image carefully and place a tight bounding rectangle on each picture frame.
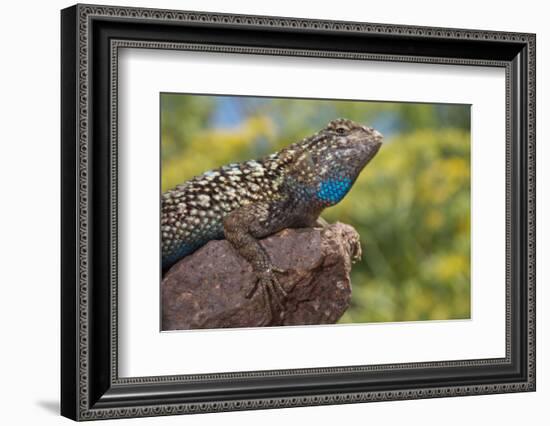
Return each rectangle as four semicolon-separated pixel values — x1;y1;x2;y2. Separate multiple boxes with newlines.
61;3;536;421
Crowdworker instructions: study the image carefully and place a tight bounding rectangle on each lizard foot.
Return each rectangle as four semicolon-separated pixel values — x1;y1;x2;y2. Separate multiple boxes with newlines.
246;267;288;323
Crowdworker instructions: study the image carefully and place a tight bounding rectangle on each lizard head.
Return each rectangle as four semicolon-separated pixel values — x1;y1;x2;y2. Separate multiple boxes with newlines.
280;118;383;206
307;118;383;206
319;118;383;167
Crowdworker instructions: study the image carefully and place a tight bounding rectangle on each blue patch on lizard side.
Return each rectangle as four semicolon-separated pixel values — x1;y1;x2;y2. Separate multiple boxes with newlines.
316;178;352;205
162;227;225;271
163;243;198;270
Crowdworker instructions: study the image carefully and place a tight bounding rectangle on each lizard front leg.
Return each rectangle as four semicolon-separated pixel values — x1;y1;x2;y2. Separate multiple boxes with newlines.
222;202;289;322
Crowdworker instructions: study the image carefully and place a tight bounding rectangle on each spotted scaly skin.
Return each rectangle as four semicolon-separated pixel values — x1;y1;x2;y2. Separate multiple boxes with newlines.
162;118;383;318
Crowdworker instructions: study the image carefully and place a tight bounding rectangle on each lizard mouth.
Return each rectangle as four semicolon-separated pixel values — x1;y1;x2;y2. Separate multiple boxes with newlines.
360;131;383;155
368;130;384;149
353;132;383;169
334;138;381;171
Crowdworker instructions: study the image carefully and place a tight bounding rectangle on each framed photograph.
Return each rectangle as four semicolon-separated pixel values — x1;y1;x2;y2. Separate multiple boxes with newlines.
61;3;536;421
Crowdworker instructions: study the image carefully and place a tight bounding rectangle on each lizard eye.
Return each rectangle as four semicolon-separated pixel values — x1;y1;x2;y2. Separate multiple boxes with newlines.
335;127;347;135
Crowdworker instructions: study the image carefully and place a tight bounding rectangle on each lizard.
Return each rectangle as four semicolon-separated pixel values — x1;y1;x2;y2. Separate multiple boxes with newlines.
161;118;383;319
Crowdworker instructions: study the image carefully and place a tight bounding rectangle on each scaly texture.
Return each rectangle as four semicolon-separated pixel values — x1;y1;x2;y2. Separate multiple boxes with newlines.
161;118;383;317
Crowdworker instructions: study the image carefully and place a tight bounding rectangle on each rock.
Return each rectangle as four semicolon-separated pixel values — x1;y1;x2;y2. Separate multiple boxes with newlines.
161;222;361;330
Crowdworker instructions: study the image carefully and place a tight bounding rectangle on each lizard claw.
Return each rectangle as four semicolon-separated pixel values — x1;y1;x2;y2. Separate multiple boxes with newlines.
246;267;288;322
271;266;289;276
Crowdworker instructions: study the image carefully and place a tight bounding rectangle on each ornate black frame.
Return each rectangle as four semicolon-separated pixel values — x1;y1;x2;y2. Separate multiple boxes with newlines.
61;3;536;421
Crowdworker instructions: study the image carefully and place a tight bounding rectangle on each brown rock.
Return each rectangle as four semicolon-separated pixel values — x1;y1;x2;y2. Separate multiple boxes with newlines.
161;222;361;330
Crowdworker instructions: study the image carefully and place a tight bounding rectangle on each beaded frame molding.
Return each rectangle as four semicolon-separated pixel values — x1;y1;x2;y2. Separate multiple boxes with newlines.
60;3;536;421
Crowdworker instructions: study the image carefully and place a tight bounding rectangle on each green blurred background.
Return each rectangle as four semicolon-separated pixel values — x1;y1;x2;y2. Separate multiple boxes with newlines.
161;93;471;323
